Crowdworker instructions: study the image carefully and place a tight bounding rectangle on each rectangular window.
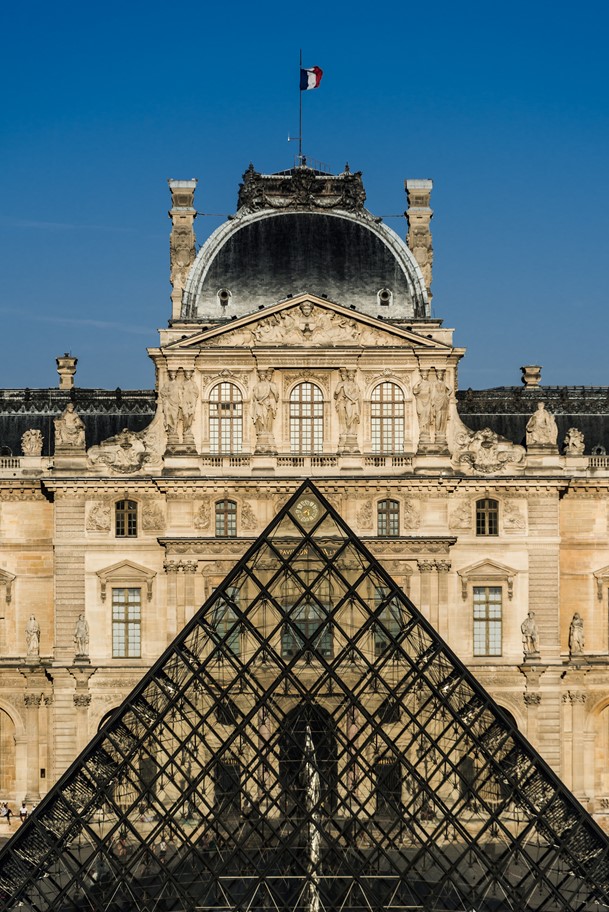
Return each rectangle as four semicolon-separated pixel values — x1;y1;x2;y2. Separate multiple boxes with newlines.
112;587;141;658
473;586;502;656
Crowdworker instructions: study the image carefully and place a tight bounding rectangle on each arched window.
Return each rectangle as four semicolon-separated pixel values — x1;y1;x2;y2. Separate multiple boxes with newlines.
476;498;499;536
290;382;324;453
215;500;237;537
115;500;137;538
210;382;243;454
371;382;404;453
377;499;399;537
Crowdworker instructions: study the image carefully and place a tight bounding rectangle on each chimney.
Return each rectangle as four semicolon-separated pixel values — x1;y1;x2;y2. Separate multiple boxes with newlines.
168;179;198;321
405;179;434;302
56;354;77;390
521;365;542;388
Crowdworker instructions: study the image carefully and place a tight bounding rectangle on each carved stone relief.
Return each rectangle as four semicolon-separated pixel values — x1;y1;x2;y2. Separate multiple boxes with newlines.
142;502;165;532
449;501;471;531
402;499;420;531
87;414;164;475
356;500;373;531
241;501;258;531
454;428;525;474
86;502;111;532
283;370;329;397
193;501;211;530
503;500;526;533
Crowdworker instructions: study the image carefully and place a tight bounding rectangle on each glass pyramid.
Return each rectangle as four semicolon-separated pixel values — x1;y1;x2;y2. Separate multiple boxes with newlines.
2;481;609;911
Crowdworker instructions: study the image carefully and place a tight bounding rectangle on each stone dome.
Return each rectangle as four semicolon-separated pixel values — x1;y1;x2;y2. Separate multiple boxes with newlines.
181;165;429;323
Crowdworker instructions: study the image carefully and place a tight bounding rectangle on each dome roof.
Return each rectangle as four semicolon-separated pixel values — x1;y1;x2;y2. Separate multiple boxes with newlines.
181;166;429;323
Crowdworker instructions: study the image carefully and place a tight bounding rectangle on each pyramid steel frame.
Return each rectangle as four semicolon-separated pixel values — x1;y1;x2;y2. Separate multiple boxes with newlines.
1;481;609;911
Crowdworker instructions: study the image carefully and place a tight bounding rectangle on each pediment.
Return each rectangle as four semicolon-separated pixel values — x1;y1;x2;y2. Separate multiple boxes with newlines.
166;294;450;351
96;560;156;602
457;559;517;599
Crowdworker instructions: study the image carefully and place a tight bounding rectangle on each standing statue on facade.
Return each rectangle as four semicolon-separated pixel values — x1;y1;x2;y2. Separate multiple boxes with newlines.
430;368;450;441
413;370;432;444
334;368;361;453
74;613;90;657
54;403;85;451
161;368;199;449
564;427;585;456
252;369;279;453
526;402;558;448
25;615;40;657
414;367;450;449
521;611;539;658
21;428;43;456
569;612;585;657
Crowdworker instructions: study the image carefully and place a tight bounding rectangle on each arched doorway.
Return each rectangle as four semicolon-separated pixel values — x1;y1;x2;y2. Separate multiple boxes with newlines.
0;708;16;798
279;703;337;816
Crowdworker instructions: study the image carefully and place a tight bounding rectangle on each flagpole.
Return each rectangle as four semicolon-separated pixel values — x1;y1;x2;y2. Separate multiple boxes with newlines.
299;49;303;165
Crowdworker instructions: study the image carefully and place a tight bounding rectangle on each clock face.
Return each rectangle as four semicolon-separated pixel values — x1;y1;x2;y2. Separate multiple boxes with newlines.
293;497;320;525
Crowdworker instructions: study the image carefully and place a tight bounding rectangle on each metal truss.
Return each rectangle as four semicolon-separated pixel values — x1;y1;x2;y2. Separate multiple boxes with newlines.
1;481;609;911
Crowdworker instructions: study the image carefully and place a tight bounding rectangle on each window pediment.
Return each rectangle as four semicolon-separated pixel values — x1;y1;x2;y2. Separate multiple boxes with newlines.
97;560;156;602
593;566;609;600
457;560;516;600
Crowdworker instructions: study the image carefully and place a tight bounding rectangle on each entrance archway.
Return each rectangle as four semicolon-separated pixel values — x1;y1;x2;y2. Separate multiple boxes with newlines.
279;703;337;815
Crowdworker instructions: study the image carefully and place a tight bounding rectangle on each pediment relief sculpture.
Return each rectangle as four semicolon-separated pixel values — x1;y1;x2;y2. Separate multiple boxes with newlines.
454;427;525;475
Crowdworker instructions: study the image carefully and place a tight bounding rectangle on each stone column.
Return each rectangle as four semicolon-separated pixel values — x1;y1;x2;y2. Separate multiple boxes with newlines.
182;561;198;628
435;560;451;639
564;690;588;802
405;179;433;302
23;693;42;803
417;561;434;623
165;561;179;644
69;665;96;754
168;180;198;321
523;692;542;747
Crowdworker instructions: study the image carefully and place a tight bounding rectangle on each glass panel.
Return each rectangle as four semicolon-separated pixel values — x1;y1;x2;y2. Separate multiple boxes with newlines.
290;382;324;453
371;382;405;453
209;382;243;454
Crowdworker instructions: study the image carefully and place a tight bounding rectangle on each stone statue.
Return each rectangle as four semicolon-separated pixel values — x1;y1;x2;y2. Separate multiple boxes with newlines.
252;369;279;435
161;368;199;446
564;427;585;456
430;368;450;439
521;611;539;657
413;370;432;442
54;403;85;450
343;370;361;432
21;429;43;456
25;614;40;657
569;612;584;657
74;613;90;657
526;402;558;447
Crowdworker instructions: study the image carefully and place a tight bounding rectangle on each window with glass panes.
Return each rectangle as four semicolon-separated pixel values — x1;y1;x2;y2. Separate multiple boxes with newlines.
213;587;241;655
115;500;137;538
210;382;243;453
371;382;404;453
112;588;141;658
476;499;499;536
290;382;324;453
282;565;333;658
373;586;402;655
473;586;502;656
215;500;237;537
377;499;400;537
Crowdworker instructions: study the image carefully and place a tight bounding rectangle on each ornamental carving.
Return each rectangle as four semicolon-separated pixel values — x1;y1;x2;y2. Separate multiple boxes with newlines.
449;501;471;531
193;502;211;530
142;503;165;532
356;500;373;531
523;693;542;706
455;427;525;475
205;368;249;392
23;693;42;708
87;421;163;474
402;499;420;531
237;163;367;214
73;694;91;708
21;428;43;456
370;539;453;556
86;502;111;532
503;500;526;533
283;370;329;396
563;691;587;704
241;502;258;531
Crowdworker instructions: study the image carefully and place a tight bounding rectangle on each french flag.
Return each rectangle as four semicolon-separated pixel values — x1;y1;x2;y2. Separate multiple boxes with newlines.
300;66;323;90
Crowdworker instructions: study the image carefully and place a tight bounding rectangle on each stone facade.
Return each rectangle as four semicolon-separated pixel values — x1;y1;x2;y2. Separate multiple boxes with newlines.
1;164;609;829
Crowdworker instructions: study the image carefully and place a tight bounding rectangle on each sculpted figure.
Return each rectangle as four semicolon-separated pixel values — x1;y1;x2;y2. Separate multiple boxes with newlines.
564;427;585;456
74;613;90;656
161;368;199;444
413;370;432;440
180;371;199;434
161;370;182;435
526;402;558;447
334;368;348;432
21;429;43;456
343;370;361;432
430;368;450;438
252;369;279;434
521;611;539;657
569;612;584;656
54;403;85;450
25;615;40;657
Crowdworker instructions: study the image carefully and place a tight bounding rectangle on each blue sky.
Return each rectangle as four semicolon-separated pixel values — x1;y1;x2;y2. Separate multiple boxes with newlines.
1;0;608;391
